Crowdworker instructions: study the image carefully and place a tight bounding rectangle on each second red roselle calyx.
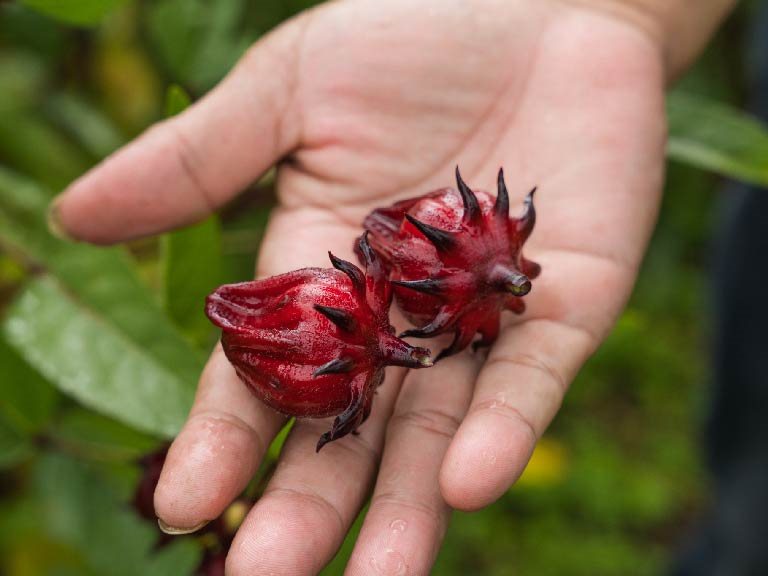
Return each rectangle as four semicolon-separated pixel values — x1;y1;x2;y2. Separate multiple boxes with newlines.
362;167;540;360
205;234;432;451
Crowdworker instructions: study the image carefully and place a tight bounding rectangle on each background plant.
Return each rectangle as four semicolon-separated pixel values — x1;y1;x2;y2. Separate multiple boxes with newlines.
1;1;767;574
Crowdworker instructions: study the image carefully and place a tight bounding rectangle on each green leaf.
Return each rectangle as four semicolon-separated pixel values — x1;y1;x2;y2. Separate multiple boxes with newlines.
50;407;160;461
45;92;126;159
0;336;57;435
160;217;221;348
19;0;128;27
0;417;32;468
3;277;196;437
667;91;768;186
0;167;204;436
146;0;251;91
146;538;202;576
0;51;47;113
30;453;201;576
0;253;26;285
267;419;293;462
159;85;222;348
164;83;191;117
0;112;92;190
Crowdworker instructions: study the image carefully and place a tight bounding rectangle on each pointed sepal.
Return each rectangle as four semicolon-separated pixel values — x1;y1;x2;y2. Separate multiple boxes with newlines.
405;214;456;252
313;357;355;377
399;306;457;339
328;251;365;293
436;327;476;361
515;187;537;243
456;166;480;224
314;304;357;332
357;232;391;310
316;380;366;452
391;278;445;296
494;167;509;219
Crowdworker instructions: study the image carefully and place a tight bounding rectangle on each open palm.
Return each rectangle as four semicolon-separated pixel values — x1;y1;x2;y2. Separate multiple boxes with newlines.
55;0;666;573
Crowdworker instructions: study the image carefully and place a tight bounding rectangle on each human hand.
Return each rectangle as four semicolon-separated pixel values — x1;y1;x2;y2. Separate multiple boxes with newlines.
51;0;668;573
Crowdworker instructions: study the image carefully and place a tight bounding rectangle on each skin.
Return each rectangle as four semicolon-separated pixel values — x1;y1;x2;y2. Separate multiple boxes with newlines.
51;0;735;573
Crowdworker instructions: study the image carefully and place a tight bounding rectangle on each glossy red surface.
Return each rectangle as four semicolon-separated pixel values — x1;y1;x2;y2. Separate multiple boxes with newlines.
206;235;432;450
363;168;540;360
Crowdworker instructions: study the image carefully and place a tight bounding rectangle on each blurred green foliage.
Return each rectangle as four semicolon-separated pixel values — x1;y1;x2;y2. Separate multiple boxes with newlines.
1;0;766;574
159;86;223;350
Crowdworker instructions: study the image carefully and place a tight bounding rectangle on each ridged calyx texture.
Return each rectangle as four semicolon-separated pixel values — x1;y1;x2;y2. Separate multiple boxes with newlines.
363;167;540;360
205;234;433;451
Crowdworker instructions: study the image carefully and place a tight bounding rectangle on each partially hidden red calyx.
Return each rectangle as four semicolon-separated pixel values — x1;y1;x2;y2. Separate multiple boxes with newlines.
205;234;433;451
362;167;540;360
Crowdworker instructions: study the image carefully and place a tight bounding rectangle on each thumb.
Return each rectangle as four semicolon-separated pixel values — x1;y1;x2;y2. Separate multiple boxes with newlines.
51;15;306;245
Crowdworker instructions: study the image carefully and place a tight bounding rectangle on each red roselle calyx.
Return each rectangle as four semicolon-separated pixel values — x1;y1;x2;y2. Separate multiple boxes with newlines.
205;234;433;451
362;167;540;360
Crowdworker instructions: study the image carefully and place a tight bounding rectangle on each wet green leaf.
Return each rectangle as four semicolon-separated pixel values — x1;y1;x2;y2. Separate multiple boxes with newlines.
667;91;768;186
0;167;203;436
4;277;195;437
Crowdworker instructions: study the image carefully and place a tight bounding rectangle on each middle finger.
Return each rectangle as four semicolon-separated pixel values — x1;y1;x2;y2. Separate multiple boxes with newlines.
345;351;479;575
226;366;408;575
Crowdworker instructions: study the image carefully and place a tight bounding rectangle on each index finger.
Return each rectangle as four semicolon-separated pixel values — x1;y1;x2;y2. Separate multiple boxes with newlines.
154;346;285;532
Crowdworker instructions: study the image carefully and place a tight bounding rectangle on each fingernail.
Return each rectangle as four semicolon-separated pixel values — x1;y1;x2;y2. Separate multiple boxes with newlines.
46;199;74;242
157;518;210;535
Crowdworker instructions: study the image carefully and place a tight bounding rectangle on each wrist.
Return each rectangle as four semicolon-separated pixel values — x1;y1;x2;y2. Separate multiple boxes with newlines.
560;0;737;81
